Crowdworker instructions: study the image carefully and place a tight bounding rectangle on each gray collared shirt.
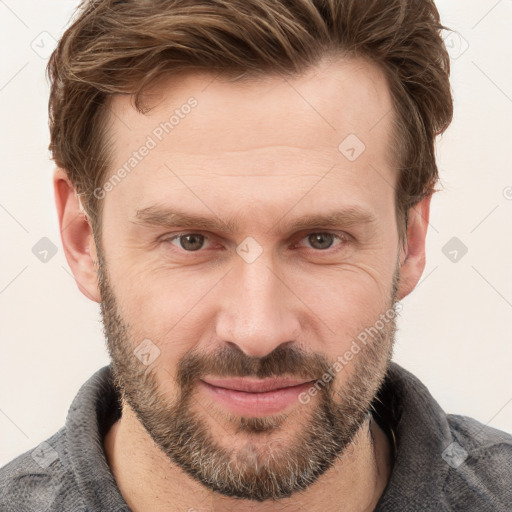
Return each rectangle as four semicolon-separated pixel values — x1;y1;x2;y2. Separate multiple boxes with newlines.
1;362;511;511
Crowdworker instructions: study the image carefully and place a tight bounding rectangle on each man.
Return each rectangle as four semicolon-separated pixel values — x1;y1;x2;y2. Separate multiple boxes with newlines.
1;0;511;510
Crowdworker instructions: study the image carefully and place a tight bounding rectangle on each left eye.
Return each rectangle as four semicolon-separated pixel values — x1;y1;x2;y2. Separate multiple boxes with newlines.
165;232;345;253
167;233;210;252
297;232;345;251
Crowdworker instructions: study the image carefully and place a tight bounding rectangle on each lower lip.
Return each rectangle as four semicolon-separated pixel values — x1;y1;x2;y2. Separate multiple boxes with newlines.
198;380;314;416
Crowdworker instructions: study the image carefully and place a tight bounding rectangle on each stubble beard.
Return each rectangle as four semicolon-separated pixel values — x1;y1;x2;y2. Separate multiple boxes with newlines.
97;246;399;502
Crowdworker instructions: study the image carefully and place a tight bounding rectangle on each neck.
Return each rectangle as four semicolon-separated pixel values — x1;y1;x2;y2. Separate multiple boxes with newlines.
104;405;392;512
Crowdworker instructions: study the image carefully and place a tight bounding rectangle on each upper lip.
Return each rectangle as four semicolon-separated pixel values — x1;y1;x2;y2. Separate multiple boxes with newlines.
200;377;314;393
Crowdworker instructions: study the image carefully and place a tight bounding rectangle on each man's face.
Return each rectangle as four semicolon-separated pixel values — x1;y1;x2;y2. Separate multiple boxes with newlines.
97;56;403;501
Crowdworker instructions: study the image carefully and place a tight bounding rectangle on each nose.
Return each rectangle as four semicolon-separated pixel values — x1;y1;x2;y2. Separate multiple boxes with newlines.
215;251;302;358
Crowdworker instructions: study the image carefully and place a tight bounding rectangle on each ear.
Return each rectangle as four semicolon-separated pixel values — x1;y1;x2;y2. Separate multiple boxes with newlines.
396;194;432;301
53;168;101;303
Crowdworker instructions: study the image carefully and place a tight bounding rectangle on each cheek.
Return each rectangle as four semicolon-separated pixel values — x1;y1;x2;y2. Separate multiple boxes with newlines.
107;266;212;375
106;236;396;376
288;260;394;331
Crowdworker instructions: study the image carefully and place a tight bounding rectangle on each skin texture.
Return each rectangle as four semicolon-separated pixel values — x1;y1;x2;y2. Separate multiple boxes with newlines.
54;55;431;511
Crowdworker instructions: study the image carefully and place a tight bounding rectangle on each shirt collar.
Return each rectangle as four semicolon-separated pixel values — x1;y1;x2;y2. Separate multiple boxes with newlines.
65;365;126;511
64;362;453;511
373;362;452;510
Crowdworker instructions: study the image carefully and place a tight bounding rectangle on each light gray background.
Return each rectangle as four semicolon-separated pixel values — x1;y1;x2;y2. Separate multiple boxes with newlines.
1;0;511;467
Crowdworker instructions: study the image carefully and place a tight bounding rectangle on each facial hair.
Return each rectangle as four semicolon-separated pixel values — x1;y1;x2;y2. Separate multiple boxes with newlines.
97;247;400;502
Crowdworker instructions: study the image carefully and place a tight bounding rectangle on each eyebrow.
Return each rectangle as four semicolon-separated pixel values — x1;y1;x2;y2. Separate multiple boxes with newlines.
132;204;378;235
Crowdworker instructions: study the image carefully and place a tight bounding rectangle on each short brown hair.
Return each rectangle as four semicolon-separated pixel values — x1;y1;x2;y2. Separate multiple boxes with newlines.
47;0;453;244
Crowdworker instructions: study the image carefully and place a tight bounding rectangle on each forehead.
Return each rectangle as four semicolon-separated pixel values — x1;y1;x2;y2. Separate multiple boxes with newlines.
102;55;396;228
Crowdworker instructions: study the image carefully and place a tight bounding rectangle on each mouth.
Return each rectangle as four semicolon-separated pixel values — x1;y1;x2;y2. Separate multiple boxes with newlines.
198;377;315;416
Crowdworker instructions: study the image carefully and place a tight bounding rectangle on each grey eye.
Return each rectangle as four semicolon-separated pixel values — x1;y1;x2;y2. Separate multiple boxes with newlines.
172;234;206;251
305;233;337;250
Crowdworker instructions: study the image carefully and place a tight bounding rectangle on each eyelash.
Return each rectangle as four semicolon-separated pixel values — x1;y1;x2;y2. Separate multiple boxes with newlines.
162;231;350;255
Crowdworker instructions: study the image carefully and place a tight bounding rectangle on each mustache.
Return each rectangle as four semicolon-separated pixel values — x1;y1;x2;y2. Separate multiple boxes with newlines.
176;344;333;391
